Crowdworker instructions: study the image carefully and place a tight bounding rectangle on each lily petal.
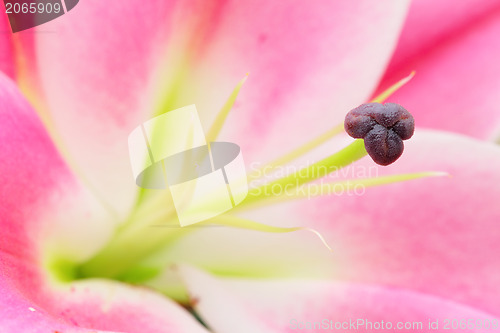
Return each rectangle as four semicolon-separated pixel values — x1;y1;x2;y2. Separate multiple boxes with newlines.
293;130;500;315
0;74;208;332
18;0;186;217
376;1;500;139
387;0;500;71
0;275;210;332
178;265;499;333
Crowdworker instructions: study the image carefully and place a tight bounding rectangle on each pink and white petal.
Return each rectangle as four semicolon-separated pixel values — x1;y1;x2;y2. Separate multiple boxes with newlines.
0;281;96;333
22;0;410;216
376;4;500;139
0;69;122;266
1;271;210;332
0;70;103;324
290;130;500;316
1;262;210;333
0;73;208;332
24;0;189;217
178;265;499;333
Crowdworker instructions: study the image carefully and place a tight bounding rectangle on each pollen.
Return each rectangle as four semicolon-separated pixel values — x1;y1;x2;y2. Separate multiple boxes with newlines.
344;103;415;165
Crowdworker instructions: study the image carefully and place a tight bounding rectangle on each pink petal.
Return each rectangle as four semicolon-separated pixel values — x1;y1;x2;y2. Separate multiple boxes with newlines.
386;0;500;71
376;1;500;139
19;0;410;215
179;265;499;333
0;74;208;332
19;1;183;216
0;71;121;263
293;131;500;315
0;274;210;332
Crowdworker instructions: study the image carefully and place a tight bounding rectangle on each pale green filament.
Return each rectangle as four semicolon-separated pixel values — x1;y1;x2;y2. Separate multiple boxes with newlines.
372;71;415;103
243;139;367;206
248;124;345;181
130;75;249;219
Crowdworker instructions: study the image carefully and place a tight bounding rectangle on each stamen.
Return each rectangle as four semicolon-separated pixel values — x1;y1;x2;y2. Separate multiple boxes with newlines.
249;72;416;181
345;103;415;165
204;215;334;252
242;140;367;206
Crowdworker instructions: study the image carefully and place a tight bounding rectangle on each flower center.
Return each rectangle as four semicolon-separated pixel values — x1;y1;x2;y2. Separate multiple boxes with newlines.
52;72;444;290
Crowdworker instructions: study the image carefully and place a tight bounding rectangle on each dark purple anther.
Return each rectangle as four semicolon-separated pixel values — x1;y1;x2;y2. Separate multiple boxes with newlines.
344;103;415;166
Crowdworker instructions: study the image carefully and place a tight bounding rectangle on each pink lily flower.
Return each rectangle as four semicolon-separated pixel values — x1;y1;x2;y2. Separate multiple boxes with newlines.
1;0;500;332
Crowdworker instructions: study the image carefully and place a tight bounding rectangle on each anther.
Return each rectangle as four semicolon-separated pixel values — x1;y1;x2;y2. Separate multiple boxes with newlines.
344;103;415;165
